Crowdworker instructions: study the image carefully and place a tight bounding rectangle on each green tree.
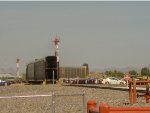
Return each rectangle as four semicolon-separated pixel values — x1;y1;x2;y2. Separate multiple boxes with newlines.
141;67;150;76
105;70;124;78
128;70;138;75
105;71;112;76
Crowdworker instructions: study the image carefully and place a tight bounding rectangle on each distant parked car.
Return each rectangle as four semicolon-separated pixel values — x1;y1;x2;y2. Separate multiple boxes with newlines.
63;78;78;84
102;77;126;85
72;78;80;84
96;78;103;84
78;78;87;84
87;78;103;84
0;80;11;86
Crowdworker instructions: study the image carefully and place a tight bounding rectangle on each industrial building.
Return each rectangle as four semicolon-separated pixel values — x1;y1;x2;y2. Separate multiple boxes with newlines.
26;56;59;83
59;66;88;78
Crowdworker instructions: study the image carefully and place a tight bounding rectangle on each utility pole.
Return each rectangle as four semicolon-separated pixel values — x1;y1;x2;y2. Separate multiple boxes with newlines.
52;35;60;80
16;58;20;77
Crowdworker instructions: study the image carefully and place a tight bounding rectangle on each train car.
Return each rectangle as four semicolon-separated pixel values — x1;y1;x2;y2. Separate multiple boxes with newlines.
26;56;59;83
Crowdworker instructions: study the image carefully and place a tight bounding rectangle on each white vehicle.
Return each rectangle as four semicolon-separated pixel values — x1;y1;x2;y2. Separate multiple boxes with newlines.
0;79;11;86
102;77;126;85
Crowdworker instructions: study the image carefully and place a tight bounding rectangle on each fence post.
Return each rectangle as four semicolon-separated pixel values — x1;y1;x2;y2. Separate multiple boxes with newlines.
99;102;109;113
133;78;137;104
82;93;85;113
52;92;55;113
129;81;133;104
87;100;96;113
52;71;55;113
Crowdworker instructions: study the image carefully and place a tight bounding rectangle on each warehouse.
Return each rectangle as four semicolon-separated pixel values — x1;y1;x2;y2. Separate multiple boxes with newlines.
26;56;59;83
59;66;88;78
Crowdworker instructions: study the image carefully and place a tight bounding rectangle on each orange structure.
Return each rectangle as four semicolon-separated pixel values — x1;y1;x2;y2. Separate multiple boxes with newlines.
129;78;150;104
87;100;98;113
87;100;150;113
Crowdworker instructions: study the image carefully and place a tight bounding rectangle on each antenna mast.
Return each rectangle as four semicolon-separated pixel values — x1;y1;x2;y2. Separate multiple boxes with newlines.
16;58;20;77
52;35;60;79
52;35;60;62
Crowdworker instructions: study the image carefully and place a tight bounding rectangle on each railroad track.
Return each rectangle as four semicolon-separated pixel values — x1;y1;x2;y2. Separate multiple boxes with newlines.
62;83;146;92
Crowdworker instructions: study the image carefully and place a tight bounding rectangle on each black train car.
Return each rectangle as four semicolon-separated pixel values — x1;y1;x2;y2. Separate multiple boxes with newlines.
26;56;59;83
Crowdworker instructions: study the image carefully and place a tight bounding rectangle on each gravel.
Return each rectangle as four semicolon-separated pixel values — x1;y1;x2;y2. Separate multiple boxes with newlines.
0;83;150;113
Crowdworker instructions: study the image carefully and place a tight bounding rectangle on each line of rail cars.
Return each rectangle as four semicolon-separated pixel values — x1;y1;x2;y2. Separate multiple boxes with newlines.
26;56;59;83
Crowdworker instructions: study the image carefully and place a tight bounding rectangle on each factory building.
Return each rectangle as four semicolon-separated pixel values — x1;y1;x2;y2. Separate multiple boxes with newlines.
59;66;89;78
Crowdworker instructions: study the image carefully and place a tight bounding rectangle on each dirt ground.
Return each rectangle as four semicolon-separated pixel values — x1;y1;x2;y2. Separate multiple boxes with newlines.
0;83;150;113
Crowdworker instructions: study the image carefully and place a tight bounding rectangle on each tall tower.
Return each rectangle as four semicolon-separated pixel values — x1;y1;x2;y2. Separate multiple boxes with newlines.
52;35;60;78
16;58;20;77
52;35;60;62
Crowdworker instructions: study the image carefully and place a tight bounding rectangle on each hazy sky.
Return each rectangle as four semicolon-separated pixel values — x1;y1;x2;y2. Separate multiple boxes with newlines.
0;1;150;73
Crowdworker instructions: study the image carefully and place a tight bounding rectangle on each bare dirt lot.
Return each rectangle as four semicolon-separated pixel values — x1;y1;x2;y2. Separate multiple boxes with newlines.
0;83;150;113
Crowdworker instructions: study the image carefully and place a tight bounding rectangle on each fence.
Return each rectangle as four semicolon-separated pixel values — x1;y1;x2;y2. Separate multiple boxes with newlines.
129;78;150;104
0;93;85;113
87;100;150;113
52;93;85;113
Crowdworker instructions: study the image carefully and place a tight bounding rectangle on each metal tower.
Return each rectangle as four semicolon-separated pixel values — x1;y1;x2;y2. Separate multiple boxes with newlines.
52;35;60;62
52;35;60;79
16;58;20;77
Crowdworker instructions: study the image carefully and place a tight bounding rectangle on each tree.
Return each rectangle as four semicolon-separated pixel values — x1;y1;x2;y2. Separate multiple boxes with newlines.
105;71;112;76
141;67;150;76
105;70;124;78
128;70;138;75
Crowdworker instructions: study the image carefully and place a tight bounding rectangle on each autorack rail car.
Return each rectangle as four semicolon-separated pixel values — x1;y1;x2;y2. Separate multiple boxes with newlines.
26;56;59;83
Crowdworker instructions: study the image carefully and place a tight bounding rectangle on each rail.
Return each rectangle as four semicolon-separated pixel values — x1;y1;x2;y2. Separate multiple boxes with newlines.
129;78;150;104
87;100;150;113
0;94;52;99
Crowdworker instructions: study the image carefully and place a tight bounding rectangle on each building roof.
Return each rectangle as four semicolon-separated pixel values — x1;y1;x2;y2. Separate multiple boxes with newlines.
0;73;16;78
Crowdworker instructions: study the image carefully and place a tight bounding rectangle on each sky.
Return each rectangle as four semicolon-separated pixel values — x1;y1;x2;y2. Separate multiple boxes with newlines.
0;1;150;74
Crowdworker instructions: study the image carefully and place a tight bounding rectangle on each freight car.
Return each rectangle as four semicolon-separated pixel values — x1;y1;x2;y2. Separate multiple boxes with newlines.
26;56;59;83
